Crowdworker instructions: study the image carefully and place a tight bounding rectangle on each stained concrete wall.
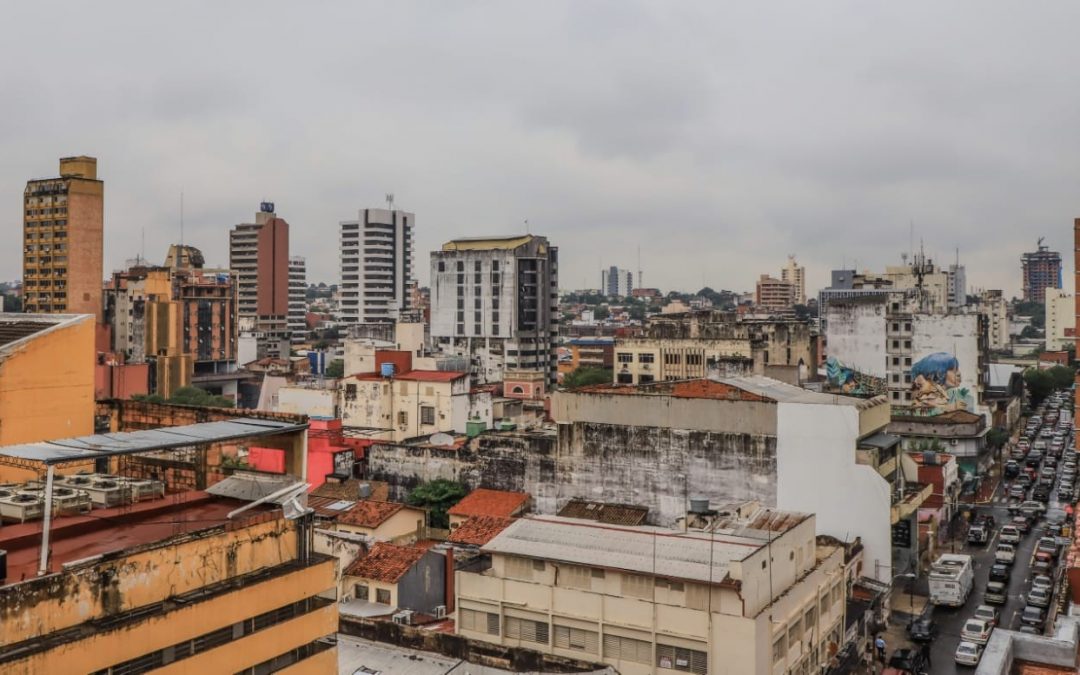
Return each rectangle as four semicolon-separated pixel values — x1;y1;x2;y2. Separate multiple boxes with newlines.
825;298;888;378
551;390;776;436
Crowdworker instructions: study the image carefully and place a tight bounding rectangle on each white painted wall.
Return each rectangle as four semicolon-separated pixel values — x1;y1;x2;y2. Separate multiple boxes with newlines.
277;386;337;418
912;313;986;418
776;402;893;583
825;301;888;377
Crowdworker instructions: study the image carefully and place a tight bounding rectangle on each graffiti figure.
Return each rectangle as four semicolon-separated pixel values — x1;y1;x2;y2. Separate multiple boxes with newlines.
910;351;972;413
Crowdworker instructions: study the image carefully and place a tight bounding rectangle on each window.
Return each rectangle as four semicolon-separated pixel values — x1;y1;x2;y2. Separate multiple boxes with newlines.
804;606;817;634
892;357;900;366
664;353;681;365
891;340;899;349
506;556;536;580
558;564;594;590
354;584;369;600
787;618;802;650
397;411;407;426
656;644;707;674
904;357;911;366
905;322;912;331
345;384;357;401
456;261;464;271
459;608;500;635
621;573;652;598
686;353;702;366
376;588;391;605
474;298;482;309
656;578;684;593
505;617;549;644
820;595;829;618
772;635;786;663
685;584;710;610
617;352;633;363
903;340;911;349
891;323;899;332
554;625;599;653
603;634;651;664
638;353;655;363
421;406;435;425
457;298;465;309
474;260;482;271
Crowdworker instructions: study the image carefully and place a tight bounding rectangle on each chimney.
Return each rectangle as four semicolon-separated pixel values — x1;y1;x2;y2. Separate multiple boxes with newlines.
444;545;455;614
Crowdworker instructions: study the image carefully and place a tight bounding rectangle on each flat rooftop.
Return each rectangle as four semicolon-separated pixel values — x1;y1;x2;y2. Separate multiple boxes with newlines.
483;507;810;585
575;375;881;408
0;313;90;351
0;491;275;584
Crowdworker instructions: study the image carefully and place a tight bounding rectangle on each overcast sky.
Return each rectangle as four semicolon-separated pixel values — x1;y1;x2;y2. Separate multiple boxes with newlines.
5;2;1079;297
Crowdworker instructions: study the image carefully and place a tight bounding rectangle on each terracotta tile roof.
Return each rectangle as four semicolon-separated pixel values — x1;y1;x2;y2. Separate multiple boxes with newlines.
311;479;389;502
448;488;530;519
448;515;515;546
574;378;769;401
307;495;357;519
337;500;406;528
557;499;649;526
1014;661;1078;675
344;542;427;583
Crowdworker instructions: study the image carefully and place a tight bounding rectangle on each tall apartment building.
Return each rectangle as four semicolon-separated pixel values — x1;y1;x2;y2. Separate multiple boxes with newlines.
1045;287;1074;351
339;208;414;324
23;156;104;319
430;235;559;385
781;255;806;305
1021;238;1062;303
457;508;846;675
289;255;307;343
229;203;292;359
976;289;1010;351
754;274;795;312
601;265;633;297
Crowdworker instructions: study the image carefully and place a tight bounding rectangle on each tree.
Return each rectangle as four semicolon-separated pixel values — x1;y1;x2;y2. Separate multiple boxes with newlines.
1020;324;1042;339
627;303;647;321
325;359;344;378
1024;369;1055;407
2;294;21;312
562;367;612;389
132;386;234;408
909;438;947;454
593;306;610;321
985;427;1010;450
406;479;468;529
1047;365;1076;389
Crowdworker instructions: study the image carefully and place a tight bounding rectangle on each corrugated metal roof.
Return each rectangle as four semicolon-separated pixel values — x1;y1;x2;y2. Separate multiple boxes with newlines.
482;516;771;584
859;432;901;450
718;375;876;407
206;472;301;502
0;418;306;465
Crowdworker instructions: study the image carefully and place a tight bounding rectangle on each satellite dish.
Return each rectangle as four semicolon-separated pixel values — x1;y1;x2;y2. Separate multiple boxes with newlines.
430;433;455;447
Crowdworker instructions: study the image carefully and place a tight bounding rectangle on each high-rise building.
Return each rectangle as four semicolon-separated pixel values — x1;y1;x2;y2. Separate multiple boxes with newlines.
339;209;414;324
430;235;558;385
229;203;291;359
754;274;795;312
23;156;104;319
976;289;1010;351
600;266;633;297
781;255;806;305
288;256;307;344
1021;238;1061;303
1045;287;1074;351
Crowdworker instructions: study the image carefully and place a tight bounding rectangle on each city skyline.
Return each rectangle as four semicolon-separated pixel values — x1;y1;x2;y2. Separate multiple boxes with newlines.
3;3;1080;296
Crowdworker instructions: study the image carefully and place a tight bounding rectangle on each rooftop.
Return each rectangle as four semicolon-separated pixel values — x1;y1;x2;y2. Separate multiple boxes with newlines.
311;478;389;502
557;499;649;526
448;488;530;519
350;370;467;383
0;313;91;353
574;375;879;408
344;542;427;583
337;500;411;528
441;235;536;251
0;491;274;583
483;508;809;585
448;515;515;546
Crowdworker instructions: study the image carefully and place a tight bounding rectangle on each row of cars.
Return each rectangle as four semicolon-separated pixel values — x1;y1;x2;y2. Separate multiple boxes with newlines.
954;389;1074;666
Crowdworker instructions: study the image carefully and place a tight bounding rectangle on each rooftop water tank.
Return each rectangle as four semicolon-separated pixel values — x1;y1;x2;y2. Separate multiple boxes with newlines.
380;362;396;378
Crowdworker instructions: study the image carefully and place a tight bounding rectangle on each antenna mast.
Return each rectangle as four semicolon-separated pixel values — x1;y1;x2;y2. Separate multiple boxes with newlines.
637;245;643;291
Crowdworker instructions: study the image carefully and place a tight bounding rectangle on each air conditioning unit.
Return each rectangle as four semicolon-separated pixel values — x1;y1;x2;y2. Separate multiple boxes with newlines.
392;610;413;625
0;493;45;523
433;605;447;619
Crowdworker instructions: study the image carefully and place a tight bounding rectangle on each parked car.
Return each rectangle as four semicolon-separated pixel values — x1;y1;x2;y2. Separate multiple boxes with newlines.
1033;486;1051;503
995;544;1017;566
1020;605;1046;630
1032;551;1054;575
1005;461;1021;478
1017;501;1048;516
1008;484;1027;500
984;581;1008;605
907;617;937;642
989;563;1011;582
886;648;929;675
999;526;1022;544
1028;586;1052;608
1036;537;1060;559
972;604;999;626
955;640;983;666
1031;574;1053;592
961;618;993;645
1011;515;1032;533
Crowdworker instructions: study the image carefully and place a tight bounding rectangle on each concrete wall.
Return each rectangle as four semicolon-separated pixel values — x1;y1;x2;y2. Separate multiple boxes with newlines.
825;299;888;378
397;550;447;614
775;401;893;583
278;386;337;418
552;390;777;436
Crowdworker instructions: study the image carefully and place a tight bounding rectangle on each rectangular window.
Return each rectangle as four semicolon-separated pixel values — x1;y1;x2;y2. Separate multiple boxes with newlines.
772;635;786;663
354;584;369;600
474;298;482;309
396;411;407;426
638;353;655;363
804;606;817;634
787;617;802;648
421;406;435;425
656;644;707;674
621;573;652;598
474;260;482;271
459;608;500;635
603;634;652;664
617;352;633;363
376;588;391;605
505;617;549;644
557;564;594;590
554;625;599;653
686;354;702;366
505;556;535;580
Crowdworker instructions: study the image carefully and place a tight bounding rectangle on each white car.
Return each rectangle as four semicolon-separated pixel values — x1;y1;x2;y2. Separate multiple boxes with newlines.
955;640;983;666
973;604;999;626
999;526;1022;544
995;544;1016;566
961;618;993;645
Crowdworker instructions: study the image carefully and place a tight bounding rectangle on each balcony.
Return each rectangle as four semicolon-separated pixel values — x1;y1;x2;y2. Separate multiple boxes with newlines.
891;482;932;524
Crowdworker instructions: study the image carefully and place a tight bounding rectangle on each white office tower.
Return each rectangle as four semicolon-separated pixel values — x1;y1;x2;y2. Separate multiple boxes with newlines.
339;208;414;324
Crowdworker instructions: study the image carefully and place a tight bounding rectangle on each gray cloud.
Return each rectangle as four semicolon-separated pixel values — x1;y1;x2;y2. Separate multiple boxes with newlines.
2;1;1079;298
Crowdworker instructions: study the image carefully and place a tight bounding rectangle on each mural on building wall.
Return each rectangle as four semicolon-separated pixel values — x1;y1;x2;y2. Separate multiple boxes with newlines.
825;356;887;396
910;351;973;414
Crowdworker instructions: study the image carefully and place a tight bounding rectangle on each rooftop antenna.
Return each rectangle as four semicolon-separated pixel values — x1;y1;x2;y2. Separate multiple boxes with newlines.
637;245;643;291
141;227;145;264
385;193;395;211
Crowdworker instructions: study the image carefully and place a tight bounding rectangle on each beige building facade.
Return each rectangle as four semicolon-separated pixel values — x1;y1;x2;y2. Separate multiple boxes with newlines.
1045;287;1074;351
456;508;846;675
781;256;806;306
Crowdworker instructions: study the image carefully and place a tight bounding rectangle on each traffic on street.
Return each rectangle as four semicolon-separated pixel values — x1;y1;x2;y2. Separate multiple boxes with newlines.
880;387;1076;674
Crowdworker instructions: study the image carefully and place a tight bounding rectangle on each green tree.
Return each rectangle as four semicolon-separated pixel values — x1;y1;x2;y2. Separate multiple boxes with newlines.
985;427;1010;450
406;479;468;529
1047;365;1076;389
1020;324;1042;339
325;359;344;378
132;387;234;408
563;367;613;389
593;305;610;321
909;438;947;454
1024;369;1055;406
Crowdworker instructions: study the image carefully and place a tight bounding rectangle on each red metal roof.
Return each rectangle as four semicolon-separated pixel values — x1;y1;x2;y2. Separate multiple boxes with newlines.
337;500;406;528
448;488;529;519
448;515;515;546
344;542;427;583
